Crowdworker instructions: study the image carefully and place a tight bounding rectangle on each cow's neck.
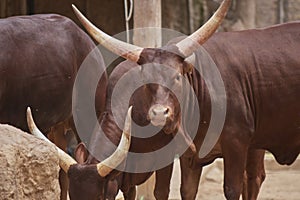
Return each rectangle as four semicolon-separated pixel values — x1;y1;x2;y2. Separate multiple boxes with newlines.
86;112;122;162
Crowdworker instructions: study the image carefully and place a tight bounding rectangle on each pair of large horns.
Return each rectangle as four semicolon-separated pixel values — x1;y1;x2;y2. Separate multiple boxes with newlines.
26;107;132;177
72;0;230;59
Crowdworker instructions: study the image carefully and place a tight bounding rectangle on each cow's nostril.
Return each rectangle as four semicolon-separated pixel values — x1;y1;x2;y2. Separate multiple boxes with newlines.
164;108;169;115
152;109;157;116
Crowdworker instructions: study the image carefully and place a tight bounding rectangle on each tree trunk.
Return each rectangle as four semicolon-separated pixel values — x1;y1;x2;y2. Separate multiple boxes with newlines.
236;0;256;29
205;0;256;31
162;0;190;34
133;0;162;47
133;1;161;199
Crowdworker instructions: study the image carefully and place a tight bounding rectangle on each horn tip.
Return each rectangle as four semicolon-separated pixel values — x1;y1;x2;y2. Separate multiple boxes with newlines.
128;106;133;115
72;5;79;15
26;107;34;133
71;4;76;10
124;106;133;138
71;4;81;16
26;107;31;115
126;106;133;124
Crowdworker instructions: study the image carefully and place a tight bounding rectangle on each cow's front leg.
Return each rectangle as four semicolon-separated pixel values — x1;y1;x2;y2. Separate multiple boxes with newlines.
180;156;202;200
154;163;174;200
105;179;120;200
222;137;249;200
123;186;136;200
47;124;69;200
242;148;265;200
58;169;68;200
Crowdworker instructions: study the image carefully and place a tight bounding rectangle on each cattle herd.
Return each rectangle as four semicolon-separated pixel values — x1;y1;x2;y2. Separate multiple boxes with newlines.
0;0;299;199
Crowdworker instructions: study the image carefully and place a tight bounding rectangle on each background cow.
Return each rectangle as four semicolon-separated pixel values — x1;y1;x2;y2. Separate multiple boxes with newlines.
0;14;107;199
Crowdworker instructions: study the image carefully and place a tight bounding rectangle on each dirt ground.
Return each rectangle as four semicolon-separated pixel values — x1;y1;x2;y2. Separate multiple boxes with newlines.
168;154;300;200
116;153;300;200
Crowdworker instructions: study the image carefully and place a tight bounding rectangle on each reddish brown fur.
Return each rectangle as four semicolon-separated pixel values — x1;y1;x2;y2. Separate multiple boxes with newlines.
178;22;300;200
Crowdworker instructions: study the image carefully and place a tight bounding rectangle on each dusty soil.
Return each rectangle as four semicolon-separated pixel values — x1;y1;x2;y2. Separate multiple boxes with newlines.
119;154;300;200
169;155;300;200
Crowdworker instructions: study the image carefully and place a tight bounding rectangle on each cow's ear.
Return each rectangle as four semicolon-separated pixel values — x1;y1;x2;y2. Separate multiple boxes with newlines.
74;142;89;164
184;54;195;74
183;62;194;74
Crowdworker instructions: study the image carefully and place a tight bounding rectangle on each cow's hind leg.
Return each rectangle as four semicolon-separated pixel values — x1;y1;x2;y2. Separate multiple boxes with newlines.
180;156;202;200
154;163;174;200
242;149;265;200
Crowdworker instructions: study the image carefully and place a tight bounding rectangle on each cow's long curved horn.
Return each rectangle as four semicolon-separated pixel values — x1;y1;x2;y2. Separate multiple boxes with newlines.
26;107;77;173
176;0;231;57
72;5;143;62
96;106;132;177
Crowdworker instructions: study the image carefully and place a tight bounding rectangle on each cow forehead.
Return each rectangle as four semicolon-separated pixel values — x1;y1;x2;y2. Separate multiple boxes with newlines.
138;48;185;72
151;60;183;77
69;164;103;182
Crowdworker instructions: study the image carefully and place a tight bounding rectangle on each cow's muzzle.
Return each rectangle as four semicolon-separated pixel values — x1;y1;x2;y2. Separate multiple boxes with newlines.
148;104;172;127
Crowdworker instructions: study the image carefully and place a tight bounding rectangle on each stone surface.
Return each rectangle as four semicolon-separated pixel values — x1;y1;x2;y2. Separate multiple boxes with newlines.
0;124;60;200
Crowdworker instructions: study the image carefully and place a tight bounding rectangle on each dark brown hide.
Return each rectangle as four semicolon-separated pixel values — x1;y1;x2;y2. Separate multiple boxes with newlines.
68;164;107;200
0;14;106;132
0;14;107;200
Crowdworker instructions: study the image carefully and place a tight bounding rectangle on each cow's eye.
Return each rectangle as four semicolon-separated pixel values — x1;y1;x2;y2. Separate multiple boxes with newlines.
175;74;181;81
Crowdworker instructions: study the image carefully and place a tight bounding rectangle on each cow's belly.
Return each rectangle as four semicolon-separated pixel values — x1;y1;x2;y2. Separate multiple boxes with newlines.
251;127;300;165
251;97;300;164
0;77;73;132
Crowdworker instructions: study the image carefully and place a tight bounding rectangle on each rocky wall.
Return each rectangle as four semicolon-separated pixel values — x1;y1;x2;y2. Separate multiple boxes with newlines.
0;124;60;200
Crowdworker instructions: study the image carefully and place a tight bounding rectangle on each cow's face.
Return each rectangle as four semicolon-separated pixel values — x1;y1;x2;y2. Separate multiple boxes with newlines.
67;165;120;200
26;107;132;200
73;0;230;133
65;143;120;200
134;48;192;134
